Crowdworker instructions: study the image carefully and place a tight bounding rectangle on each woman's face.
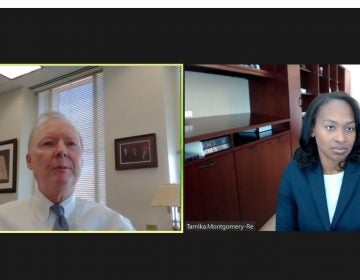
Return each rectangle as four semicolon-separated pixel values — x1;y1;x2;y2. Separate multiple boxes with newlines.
312;99;356;174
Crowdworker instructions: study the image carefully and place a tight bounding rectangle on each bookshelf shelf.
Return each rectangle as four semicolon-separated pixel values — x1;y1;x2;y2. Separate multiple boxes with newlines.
185;113;290;143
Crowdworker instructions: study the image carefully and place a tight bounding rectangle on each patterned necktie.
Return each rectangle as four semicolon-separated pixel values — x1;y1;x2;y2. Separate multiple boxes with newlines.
51;204;69;231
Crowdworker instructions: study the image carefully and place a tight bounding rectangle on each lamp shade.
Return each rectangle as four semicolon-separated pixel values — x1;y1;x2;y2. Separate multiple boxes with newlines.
151;184;180;207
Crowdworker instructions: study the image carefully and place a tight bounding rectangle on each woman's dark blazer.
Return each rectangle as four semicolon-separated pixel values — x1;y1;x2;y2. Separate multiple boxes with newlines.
276;160;360;231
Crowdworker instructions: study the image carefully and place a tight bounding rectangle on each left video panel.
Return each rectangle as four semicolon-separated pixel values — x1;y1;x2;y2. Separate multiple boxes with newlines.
0;64;182;233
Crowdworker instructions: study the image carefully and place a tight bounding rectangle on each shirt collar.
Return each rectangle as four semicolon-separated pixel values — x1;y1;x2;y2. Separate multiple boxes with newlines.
32;188;76;222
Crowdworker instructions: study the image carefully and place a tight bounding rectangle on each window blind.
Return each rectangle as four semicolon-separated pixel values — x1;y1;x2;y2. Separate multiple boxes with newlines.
38;72;106;205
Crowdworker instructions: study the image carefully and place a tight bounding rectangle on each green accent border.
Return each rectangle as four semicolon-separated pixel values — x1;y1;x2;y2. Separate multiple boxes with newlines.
180;64;184;233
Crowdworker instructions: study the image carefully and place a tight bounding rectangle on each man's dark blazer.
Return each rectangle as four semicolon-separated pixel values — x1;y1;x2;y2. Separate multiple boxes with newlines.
276;160;360;231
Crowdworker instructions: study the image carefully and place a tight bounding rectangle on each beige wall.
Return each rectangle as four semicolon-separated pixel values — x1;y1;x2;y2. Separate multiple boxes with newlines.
103;66;180;230
343;65;359;101
185;70;250;118
0;87;37;204
0;66;180;231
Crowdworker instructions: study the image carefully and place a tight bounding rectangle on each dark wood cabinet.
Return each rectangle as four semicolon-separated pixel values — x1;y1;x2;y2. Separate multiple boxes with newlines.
234;132;291;228
184;64;350;230
185;152;240;221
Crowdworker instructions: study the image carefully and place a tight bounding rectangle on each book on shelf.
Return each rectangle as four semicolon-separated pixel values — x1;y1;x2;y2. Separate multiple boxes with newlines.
202;135;231;149
185;136;232;159
237;129;273;139
203;143;232;155
202;135;232;155
241;125;272;134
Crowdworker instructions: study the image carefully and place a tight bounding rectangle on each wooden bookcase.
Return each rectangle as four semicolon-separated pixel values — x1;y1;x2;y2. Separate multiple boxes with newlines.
299;64;351;113
184;64;350;230
288;64;351;150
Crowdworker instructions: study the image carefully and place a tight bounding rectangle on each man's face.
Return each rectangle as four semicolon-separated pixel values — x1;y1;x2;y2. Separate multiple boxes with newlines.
26;119;83;200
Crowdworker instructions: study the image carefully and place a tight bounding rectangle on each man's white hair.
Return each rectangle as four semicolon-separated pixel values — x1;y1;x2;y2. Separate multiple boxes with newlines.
27;111;83;151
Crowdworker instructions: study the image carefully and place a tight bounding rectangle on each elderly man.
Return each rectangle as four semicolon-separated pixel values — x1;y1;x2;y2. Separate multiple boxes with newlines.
0;112;134;231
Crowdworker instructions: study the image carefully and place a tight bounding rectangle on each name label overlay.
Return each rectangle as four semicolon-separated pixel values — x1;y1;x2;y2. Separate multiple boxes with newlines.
185;221;256;232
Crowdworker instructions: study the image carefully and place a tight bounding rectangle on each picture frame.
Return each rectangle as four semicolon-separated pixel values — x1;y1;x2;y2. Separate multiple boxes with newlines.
115;133;158;170
0;138;17;193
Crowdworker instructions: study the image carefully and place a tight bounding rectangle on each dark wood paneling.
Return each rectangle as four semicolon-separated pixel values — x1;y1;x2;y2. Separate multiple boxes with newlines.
185;152;240;221
234;133;291;229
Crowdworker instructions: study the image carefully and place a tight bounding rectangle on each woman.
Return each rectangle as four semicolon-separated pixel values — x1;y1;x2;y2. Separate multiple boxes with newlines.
276;92;360;231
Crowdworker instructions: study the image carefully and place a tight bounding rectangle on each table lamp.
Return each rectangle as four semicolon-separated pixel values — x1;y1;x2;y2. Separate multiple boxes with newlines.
151;183;181;230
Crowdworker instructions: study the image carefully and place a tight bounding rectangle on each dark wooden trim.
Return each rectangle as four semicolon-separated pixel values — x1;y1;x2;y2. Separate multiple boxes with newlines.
0;138;17;193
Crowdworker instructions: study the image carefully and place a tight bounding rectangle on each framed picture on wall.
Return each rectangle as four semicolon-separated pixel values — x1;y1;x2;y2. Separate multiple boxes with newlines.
115;133;158;170
0;138;17;193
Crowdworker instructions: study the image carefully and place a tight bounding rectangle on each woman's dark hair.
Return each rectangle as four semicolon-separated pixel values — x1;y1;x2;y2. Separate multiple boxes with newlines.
296;92;360;169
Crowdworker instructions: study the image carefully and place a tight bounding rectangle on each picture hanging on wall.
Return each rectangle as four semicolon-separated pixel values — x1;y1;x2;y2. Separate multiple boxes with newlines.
0;138;17;193
115;133;158;170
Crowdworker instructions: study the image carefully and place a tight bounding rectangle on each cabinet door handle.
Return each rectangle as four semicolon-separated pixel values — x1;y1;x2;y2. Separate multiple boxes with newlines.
199;161;217;169
298;96;303;107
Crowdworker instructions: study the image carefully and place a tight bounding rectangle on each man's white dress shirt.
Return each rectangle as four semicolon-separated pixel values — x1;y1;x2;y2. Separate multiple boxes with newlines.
0;188;135;231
